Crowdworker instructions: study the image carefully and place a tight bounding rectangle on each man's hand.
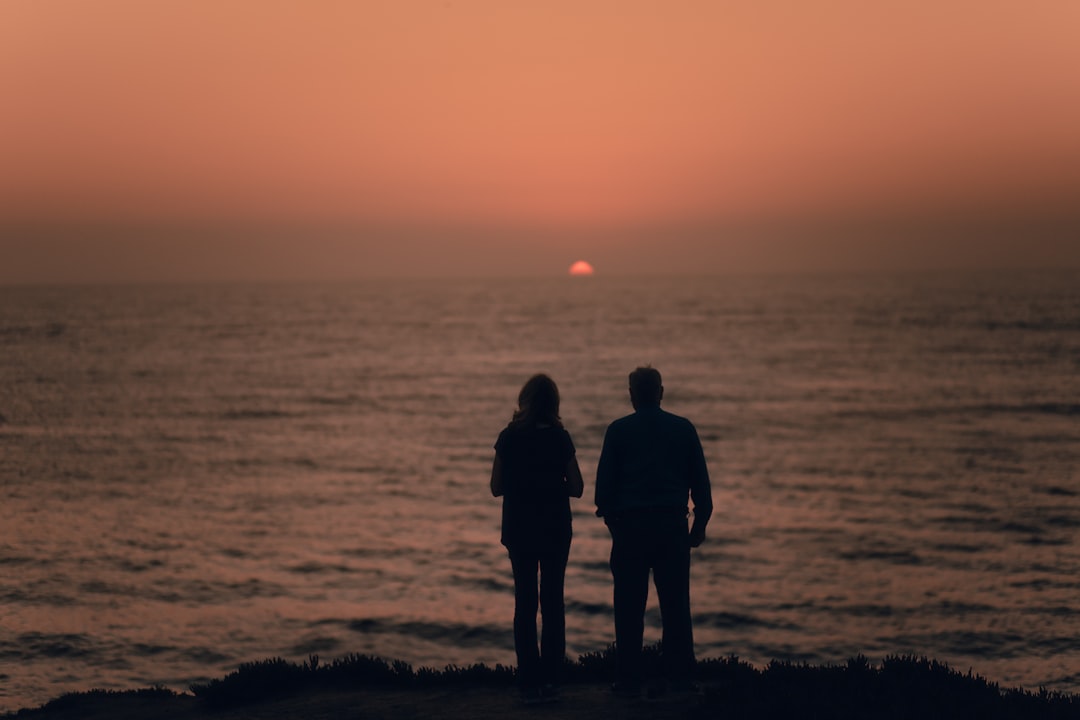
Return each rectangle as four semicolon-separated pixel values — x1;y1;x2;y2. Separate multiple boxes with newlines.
689;525;706;548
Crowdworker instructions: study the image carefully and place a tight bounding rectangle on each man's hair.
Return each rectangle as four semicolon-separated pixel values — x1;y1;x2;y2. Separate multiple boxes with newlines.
628;366;662;407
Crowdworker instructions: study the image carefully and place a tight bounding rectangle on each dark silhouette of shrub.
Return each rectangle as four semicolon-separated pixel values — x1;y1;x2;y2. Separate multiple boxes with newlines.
8;647;1077;718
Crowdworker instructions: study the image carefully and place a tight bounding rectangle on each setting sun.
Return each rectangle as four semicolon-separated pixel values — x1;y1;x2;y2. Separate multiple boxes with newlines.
568;261;595;276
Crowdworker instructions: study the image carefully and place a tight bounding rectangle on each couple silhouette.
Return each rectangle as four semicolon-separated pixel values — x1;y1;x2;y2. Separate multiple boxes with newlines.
490;367;713;704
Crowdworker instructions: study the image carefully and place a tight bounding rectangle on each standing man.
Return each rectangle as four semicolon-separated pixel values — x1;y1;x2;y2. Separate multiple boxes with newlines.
595;366;712;695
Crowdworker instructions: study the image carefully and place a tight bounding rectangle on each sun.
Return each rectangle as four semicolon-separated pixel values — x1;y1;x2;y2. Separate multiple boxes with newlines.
568;260;595;276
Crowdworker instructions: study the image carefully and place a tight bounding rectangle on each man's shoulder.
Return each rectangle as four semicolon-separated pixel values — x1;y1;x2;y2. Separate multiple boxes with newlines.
655;409;703;440
605;406;701;425
605;412;637;432
605;408;697;434
660;408;696;426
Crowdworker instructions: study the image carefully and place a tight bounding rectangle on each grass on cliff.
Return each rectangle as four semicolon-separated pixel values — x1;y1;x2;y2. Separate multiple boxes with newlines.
187;646;1078;719
7;646;1078;719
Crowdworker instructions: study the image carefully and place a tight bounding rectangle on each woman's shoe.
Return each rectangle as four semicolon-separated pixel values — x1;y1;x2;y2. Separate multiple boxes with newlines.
520;688;544;706
611;680;641;698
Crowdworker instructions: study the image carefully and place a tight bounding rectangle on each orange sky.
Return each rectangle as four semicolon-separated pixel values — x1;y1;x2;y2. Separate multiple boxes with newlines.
2;1;1078;280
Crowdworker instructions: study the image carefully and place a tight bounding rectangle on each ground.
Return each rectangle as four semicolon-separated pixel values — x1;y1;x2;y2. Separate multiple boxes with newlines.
10;684;706;720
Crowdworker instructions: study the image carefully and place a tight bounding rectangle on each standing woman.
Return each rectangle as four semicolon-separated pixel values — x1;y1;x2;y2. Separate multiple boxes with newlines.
491;374;584;704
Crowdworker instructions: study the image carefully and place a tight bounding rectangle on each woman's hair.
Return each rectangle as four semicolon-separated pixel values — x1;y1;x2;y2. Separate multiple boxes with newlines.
510;374;562;428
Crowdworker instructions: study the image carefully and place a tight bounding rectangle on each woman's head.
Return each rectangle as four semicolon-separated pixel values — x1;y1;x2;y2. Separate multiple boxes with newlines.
511;374;562;427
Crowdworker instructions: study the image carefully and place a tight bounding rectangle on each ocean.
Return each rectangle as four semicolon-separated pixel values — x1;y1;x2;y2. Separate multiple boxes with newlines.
1;273;1078;710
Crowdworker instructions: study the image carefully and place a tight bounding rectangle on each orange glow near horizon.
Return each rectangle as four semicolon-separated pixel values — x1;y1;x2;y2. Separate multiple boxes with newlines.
1;1;1079;280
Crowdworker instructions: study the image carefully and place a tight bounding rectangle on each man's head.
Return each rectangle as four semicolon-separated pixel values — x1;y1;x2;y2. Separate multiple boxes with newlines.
628;366;663;409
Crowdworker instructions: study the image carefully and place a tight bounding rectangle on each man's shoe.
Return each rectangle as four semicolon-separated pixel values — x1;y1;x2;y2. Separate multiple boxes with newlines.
519;688;543;706
645;678;669;700
539;684;561;703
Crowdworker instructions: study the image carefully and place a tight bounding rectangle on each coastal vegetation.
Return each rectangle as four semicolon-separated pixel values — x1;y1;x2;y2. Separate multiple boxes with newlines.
6;646;1077;719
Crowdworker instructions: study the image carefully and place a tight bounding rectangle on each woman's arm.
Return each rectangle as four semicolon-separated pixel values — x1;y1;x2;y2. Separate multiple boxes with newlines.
565;456;584;498
490;455;504;497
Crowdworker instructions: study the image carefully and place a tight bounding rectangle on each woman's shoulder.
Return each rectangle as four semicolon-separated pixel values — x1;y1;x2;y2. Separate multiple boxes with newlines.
539;424;574;442
501;422;572;437
499;421;528;437
542;425;575;453
495;424;517;449
496;422;542;446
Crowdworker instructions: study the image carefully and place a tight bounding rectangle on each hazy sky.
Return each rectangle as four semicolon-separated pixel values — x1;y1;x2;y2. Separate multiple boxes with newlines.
2;1;1078;281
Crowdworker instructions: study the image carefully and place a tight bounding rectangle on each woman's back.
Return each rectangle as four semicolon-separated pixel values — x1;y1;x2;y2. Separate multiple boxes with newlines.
495;423;575;548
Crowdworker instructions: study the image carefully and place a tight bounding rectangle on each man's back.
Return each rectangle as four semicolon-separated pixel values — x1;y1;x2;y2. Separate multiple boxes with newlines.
595;405;711;520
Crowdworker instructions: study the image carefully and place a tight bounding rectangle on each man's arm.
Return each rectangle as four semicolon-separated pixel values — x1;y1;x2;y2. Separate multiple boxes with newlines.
594;425;616;517
687;427;712;547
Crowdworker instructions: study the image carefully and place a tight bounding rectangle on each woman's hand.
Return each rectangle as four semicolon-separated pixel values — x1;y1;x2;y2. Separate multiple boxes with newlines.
490;456;504;497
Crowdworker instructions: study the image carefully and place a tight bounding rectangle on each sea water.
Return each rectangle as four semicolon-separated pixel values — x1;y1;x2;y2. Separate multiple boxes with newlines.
1;273;1079;710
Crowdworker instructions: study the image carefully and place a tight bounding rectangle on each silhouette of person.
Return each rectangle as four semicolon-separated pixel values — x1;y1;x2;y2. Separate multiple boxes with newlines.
491;374;584;704
595;366;713;695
